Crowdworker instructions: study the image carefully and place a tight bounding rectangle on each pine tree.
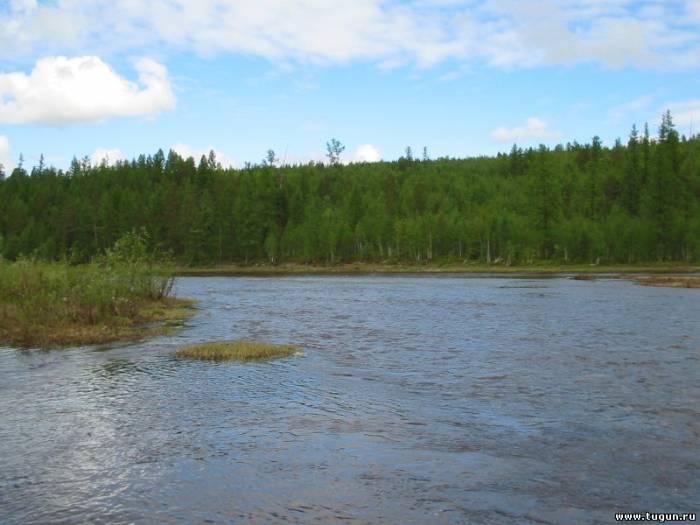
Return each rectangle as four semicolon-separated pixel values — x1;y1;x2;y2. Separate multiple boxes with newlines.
623;124;640;214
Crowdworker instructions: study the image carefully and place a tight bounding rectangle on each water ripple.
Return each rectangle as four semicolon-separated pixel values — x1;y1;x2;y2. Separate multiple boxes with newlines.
1;275;698;524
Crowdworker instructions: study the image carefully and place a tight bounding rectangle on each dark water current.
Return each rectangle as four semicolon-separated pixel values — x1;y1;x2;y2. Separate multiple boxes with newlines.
1;275;698;524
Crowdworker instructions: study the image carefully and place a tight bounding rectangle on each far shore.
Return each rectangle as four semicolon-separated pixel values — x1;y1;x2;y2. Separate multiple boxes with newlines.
174;262;700;276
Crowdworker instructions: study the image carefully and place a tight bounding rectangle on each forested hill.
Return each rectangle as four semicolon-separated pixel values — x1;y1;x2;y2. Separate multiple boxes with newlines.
1;113;698;265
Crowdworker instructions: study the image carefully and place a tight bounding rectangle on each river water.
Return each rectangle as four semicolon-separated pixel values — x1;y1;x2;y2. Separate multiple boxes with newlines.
1;275;698;524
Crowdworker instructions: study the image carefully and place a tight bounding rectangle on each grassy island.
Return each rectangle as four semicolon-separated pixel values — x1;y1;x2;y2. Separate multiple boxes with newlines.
175;340;298;362
0;232;196;348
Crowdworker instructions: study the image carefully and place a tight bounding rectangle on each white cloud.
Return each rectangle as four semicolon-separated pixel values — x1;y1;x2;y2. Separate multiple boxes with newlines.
172;143;235;169
685;0;700;22
0;1;698;69
0;136;12;173
492;117;559;141
0;1;467;66
9;0;37;13
92;148;124;166
351;144;382;163
0;56;175;124
482;2;647;68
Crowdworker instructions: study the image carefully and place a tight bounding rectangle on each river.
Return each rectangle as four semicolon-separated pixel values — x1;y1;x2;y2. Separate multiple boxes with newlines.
1;275;698;524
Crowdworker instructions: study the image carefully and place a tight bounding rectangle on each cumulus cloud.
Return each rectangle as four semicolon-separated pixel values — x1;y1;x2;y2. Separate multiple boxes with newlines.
492;117;559;141
0;136;12;172
172;143;235;169
351;144;381;163
0;1;698;69
0;56;175;124
92;148;124;166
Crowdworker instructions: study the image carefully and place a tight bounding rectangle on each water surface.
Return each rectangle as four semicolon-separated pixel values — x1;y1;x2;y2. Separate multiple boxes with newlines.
1;275;698;524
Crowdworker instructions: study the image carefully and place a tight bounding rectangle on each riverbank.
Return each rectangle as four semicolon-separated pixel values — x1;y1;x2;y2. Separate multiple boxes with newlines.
1;297;196;348
175;262;700;276
634;276;700;288
0;260;196;348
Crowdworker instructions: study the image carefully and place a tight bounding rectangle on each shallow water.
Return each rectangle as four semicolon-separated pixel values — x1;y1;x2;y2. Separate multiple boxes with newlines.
1;275;698;524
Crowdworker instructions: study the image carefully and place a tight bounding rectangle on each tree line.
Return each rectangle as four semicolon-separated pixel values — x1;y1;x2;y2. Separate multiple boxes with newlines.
0;111;698;265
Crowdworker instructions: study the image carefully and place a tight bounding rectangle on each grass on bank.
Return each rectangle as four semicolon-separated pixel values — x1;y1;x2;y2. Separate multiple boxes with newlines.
0;260;196;348
0;232;196;348
633;276;700;288
175;340;298;362
175;261;700;276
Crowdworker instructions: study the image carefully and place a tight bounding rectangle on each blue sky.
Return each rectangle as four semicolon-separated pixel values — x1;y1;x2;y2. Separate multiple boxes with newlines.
1;0;699;171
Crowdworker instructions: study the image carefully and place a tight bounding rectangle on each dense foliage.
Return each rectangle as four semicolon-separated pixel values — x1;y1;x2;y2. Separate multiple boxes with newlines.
1;112;698;265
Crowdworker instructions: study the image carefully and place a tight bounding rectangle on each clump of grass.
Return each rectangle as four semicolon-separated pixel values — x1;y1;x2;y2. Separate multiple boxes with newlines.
175;340;298;362
633;276;700;288
0;231;195;348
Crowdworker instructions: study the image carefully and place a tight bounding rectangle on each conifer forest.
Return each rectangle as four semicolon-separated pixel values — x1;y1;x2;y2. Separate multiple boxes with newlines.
1;112;698;266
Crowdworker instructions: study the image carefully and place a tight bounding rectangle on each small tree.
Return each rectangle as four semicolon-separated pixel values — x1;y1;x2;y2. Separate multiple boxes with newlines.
263;149;278;167
104;229;174;299
326;139;345;166
107;228;150;264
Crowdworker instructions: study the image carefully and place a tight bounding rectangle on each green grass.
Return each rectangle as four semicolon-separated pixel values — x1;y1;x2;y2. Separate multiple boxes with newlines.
175;340;299;362
0;259;196;348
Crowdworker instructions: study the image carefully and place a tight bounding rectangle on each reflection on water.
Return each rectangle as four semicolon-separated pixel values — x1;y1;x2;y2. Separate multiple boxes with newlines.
1;275;698;524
